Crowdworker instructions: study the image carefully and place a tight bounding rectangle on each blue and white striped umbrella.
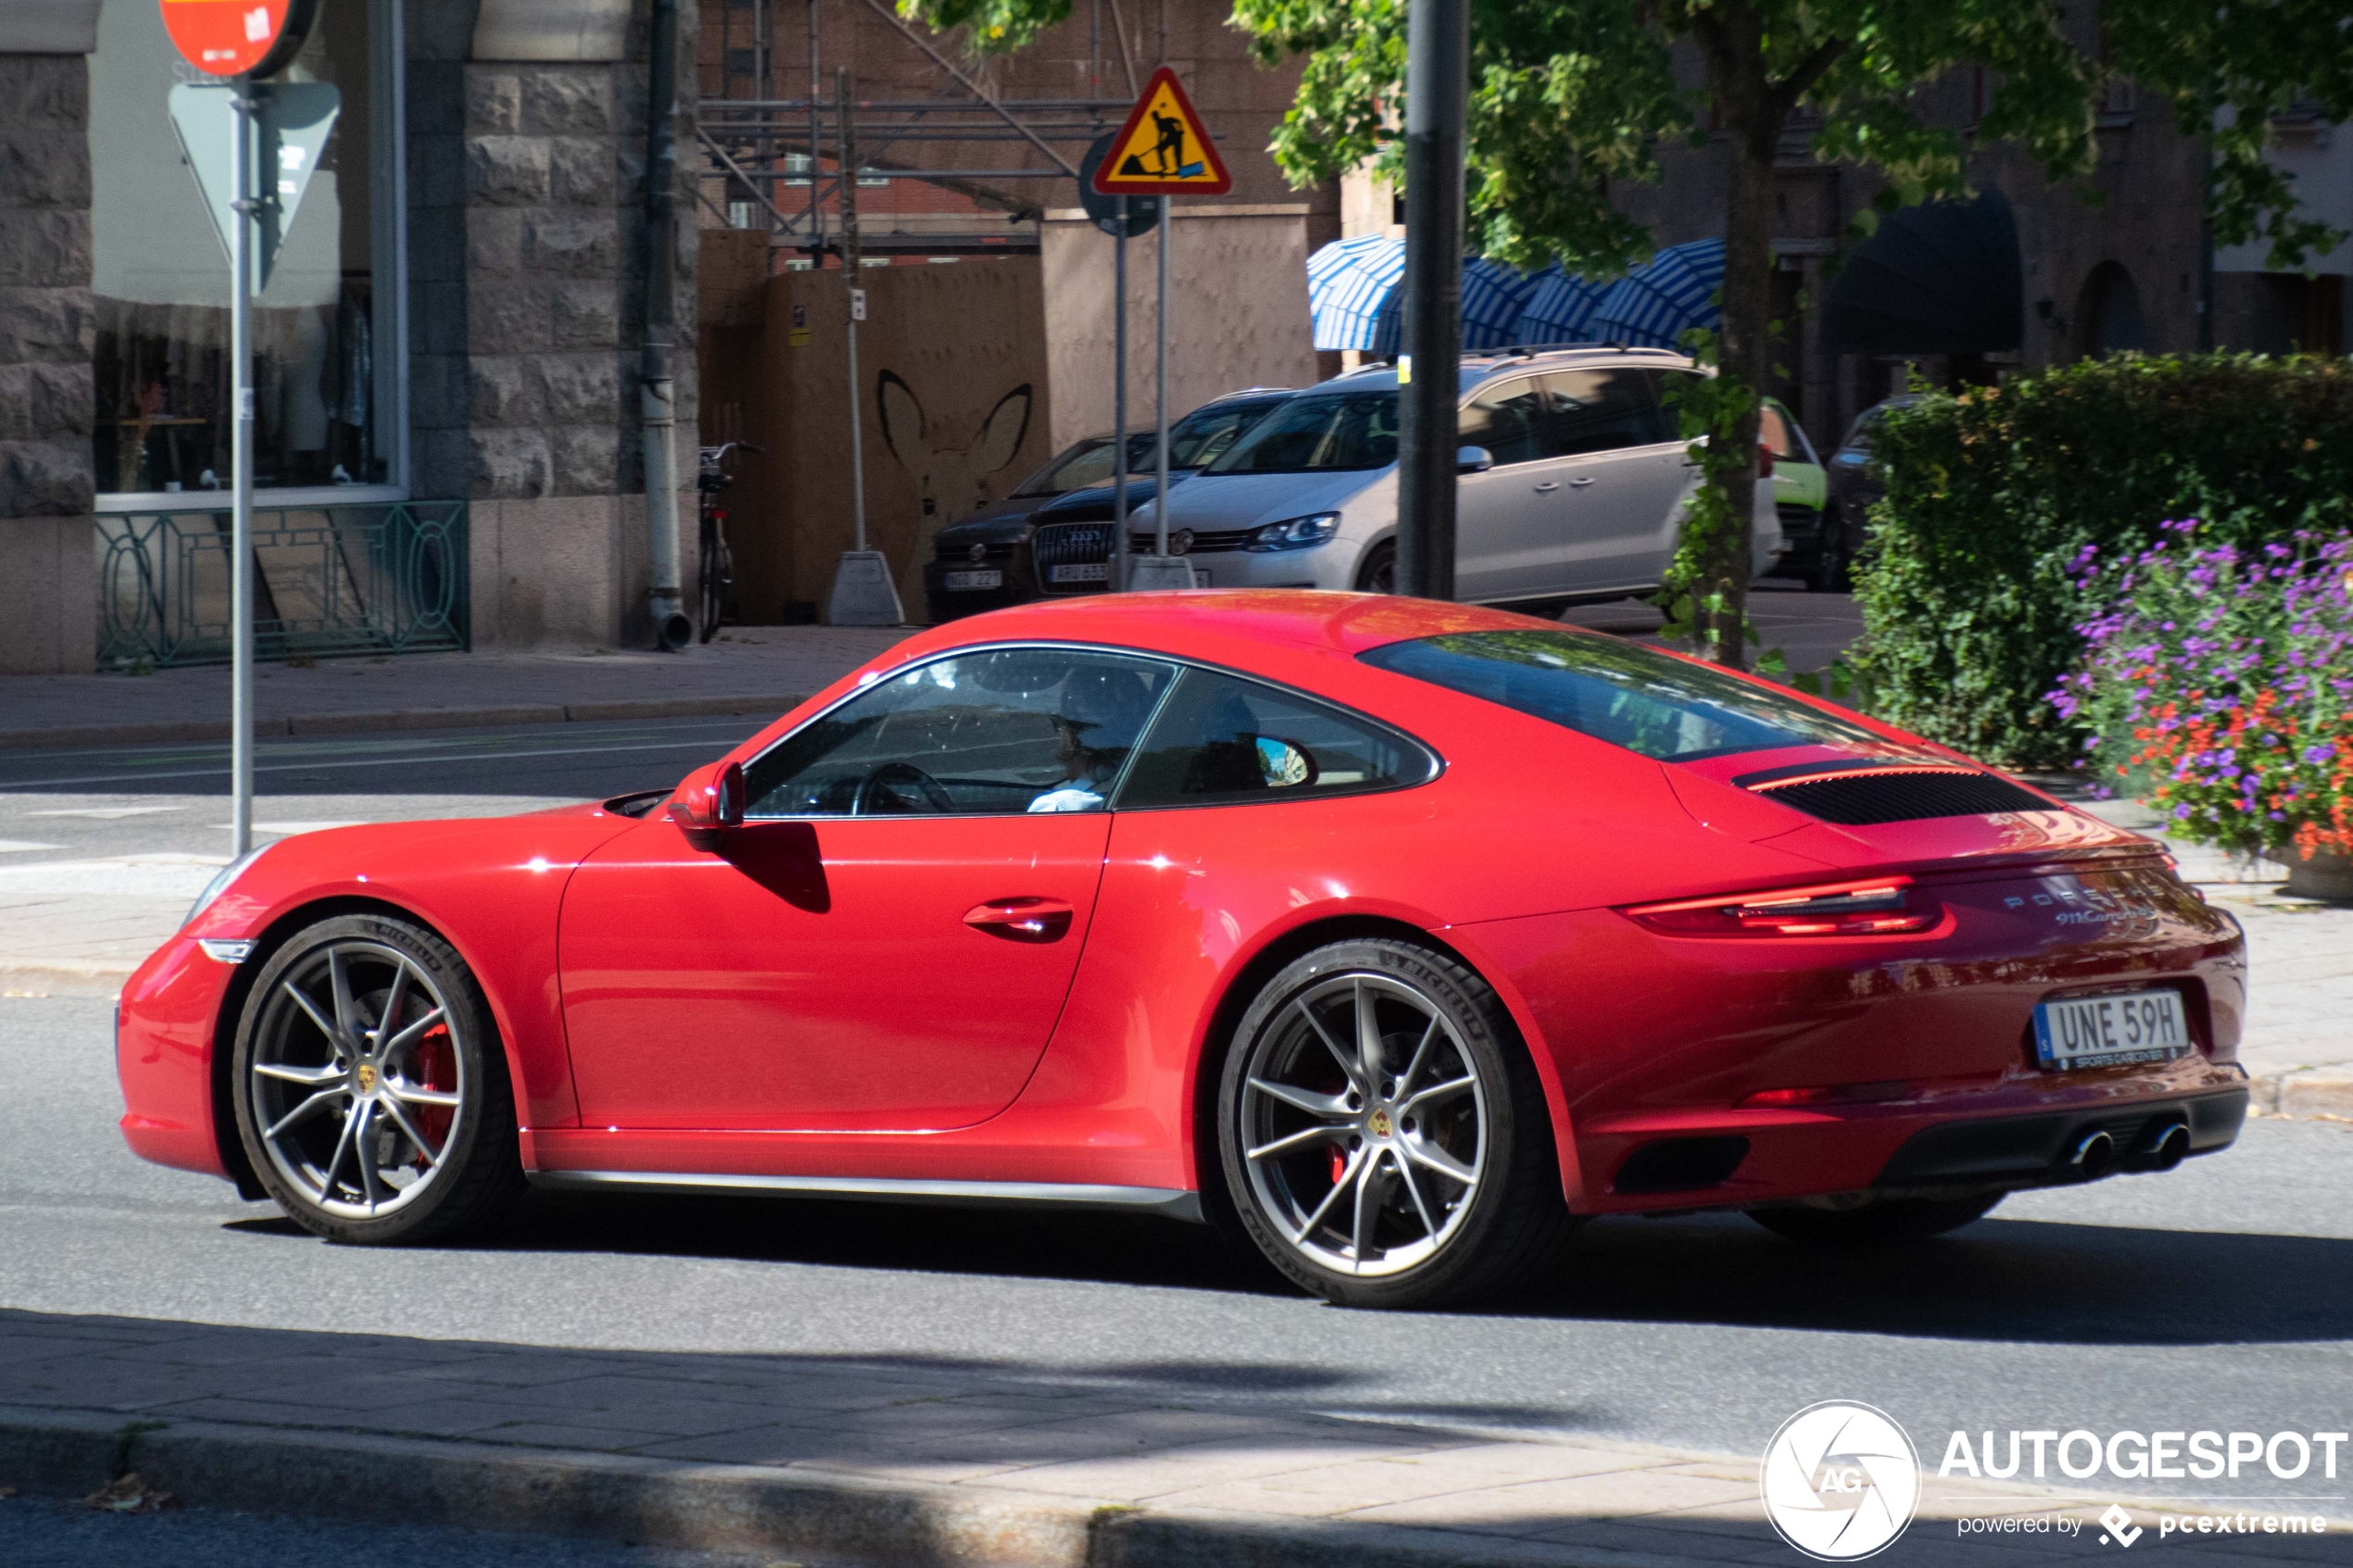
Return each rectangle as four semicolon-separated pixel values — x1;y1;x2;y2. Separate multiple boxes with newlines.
1460;257;1541;350
1306;234;1407;352
1513;264;1604;345
1587;239;1725;349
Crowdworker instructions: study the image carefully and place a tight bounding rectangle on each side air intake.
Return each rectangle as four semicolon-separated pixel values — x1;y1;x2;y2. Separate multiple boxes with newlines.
1736;764;2056;826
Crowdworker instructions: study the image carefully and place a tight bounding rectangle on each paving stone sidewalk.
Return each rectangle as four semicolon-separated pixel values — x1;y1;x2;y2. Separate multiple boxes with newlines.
1;1308;2335;1565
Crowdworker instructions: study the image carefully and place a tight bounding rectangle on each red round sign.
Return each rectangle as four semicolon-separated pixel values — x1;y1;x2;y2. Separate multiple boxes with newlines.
158;0;319;79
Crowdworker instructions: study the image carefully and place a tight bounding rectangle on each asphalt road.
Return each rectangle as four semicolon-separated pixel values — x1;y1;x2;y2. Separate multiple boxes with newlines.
7;976;2353;1507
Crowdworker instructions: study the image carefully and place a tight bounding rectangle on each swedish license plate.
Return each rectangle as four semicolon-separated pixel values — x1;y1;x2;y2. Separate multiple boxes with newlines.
944;570;1001;591
1048;563;1109;583
1188;568;1211;587
2032;989;2189;1071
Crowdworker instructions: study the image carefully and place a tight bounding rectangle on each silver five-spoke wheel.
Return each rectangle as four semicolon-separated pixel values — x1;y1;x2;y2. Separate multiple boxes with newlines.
1238;972;1486;1277
248;938;465;1219
233;913;523;1244
1218;938;1569;1309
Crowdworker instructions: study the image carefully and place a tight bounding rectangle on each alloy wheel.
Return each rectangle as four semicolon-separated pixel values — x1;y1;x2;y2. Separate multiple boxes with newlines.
1235;972;1488;1276
245;939;468;1220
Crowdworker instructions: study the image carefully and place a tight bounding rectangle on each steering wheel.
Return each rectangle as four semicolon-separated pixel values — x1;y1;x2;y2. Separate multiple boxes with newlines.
854;761;955;815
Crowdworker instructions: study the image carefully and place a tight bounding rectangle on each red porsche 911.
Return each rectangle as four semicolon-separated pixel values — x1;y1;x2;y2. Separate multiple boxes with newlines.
118;593;2247;1309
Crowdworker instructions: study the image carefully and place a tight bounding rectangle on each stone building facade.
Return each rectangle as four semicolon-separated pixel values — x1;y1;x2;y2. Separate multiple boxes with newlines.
0;0;697;674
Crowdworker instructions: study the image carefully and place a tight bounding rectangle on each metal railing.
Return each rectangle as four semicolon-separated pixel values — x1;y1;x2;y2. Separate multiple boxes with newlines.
97;501;469;669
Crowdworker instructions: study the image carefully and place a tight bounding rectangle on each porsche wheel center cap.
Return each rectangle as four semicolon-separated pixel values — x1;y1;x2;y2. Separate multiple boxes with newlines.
353;1062;378;1096
1367;1109;1393;1139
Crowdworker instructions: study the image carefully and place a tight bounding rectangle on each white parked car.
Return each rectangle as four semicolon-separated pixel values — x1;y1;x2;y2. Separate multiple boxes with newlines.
1128;347;1781;606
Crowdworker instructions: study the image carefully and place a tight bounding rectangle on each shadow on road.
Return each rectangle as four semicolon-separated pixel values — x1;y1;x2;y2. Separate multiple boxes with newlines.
220;1186;2353;1351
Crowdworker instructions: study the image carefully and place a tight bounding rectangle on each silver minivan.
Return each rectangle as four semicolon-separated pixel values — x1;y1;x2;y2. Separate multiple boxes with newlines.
1127;347;1782;606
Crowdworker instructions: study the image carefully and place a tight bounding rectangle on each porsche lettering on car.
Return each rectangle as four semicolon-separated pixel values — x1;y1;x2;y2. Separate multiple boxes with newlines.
118;593;2246;1309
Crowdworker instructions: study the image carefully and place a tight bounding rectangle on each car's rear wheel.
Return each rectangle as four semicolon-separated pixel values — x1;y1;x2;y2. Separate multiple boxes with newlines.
1745;1192;2003;1248
1217;938;1571;1309
232;913;525;1245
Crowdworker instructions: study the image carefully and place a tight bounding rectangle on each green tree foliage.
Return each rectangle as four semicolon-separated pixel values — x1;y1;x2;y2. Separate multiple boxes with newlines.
899;0;2353;668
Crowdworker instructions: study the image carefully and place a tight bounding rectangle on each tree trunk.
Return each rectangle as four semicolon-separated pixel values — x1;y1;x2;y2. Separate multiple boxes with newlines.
1697;5;1779;671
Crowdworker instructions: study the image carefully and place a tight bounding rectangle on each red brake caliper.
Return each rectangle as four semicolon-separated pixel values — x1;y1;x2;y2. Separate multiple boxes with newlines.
413;1023;454;1163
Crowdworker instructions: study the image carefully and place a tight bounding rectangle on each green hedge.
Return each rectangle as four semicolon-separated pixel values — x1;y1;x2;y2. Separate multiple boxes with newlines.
1853;354;2353;769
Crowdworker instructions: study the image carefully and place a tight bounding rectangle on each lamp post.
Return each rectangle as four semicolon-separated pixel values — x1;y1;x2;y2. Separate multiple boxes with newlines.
1394;0;1467;600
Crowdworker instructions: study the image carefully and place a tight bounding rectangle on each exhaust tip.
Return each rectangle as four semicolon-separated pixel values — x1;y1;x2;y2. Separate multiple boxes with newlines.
2144;1122;2191;1173
2070;1130;2116;1180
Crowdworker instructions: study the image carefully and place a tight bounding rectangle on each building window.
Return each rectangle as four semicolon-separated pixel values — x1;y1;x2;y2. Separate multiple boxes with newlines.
90;0;403;504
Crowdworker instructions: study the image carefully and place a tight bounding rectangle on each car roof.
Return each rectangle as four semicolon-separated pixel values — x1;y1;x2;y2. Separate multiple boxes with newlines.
1314;345;1698;395
885;591;1552;666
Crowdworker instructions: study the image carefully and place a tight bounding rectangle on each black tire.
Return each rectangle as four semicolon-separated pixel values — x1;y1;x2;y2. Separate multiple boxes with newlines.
1805;513;1849;593
698;526;732;642
231;913;526;1245
1745;1192;2004;1248
1355;542;1396;596
1216;938;1572;1309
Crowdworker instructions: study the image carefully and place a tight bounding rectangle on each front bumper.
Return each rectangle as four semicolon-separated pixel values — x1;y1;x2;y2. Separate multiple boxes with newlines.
116;935;242;1181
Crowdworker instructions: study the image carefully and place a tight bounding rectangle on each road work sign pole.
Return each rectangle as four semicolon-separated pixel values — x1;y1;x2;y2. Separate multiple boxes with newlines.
1089;67;1228;593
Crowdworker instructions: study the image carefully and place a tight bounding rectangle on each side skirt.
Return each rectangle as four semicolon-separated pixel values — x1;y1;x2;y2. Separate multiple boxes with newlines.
527;1169;1205;1223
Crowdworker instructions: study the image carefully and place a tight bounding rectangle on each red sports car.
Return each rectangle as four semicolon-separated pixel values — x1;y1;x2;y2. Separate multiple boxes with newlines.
118;594;2247;1309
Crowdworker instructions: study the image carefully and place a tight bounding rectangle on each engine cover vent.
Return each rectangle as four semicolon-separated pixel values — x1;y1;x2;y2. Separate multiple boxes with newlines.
1736;763;2055;826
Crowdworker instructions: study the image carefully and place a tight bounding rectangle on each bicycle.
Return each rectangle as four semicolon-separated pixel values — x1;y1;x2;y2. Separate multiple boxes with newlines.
697;441;758;643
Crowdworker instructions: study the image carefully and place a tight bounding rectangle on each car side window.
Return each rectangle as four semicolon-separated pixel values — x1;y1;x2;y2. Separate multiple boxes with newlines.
1114;668;1437;810
745;647;1178;818
1457;377;1547;466
1758;404;1799;461
1538;369;1666;456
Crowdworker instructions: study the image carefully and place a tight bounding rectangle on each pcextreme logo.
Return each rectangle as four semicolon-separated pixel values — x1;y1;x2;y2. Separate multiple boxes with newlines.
1761;1401;1922;1561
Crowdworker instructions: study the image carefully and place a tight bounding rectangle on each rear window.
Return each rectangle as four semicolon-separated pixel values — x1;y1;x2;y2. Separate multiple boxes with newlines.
1358;631;1881;761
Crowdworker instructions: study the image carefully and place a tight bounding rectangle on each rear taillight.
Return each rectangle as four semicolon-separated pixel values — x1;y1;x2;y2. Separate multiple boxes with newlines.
1624;876;1940;937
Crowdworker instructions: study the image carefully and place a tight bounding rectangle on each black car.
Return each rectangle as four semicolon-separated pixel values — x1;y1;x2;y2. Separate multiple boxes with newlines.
922;389;1292;622
1817;394;1922;591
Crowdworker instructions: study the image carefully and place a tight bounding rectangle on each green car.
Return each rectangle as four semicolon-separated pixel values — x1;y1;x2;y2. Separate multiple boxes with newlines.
1760;396;1841;591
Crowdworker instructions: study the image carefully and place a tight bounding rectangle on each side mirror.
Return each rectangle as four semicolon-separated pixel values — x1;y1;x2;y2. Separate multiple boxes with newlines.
667;759;746;842
1456;445;1493;474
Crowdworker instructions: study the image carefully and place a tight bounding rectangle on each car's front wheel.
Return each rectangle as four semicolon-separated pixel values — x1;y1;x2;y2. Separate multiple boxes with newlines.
1355;542;1396;596
232;913;525;1244
1216;938;1571;1309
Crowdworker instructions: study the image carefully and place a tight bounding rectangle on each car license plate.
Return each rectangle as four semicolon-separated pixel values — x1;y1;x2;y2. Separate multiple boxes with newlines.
2032;989;2190;1071
1188;568;1211;587
944;570;1001;590
1048;563;1108;583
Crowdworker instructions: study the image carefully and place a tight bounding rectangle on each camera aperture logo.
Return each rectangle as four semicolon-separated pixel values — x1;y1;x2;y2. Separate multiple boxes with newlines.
1762;1401;1922;1561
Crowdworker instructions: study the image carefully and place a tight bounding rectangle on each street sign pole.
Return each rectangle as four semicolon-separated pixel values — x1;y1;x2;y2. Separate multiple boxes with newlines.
229;77;256;857
1113;198;1128;586
1154;207;1170;560
1396;0;1467;600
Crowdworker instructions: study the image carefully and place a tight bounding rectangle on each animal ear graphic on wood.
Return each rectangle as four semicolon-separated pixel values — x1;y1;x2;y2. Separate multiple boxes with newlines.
875;371;1034;527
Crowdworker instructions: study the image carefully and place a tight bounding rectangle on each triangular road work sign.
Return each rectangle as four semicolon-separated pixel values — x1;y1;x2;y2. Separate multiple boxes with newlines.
1090;67;1231;195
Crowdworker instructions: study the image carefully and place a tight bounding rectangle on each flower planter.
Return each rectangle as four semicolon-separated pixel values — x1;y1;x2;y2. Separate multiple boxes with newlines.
2285;846;2353;904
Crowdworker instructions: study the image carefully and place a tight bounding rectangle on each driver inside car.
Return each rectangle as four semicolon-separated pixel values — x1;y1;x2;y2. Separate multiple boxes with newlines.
1029;667;1155;812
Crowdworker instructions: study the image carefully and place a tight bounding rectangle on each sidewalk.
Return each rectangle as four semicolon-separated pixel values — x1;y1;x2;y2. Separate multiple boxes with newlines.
1;1308;2332;1565
0;627;913;750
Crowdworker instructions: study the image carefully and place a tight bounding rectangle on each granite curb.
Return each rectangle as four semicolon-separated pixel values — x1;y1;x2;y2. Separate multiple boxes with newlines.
0;1406;1725;1568
0;694;811;753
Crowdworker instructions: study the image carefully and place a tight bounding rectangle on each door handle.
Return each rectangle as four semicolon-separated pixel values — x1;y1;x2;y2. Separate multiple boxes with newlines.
1531;481;1560;494
963;897;1075;943
1566;475;1596;487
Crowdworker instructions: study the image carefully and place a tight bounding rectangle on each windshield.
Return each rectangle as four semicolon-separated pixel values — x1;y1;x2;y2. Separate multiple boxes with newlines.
1359;630;1883;761
1011;398;1290;496
1205;392;1399;474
